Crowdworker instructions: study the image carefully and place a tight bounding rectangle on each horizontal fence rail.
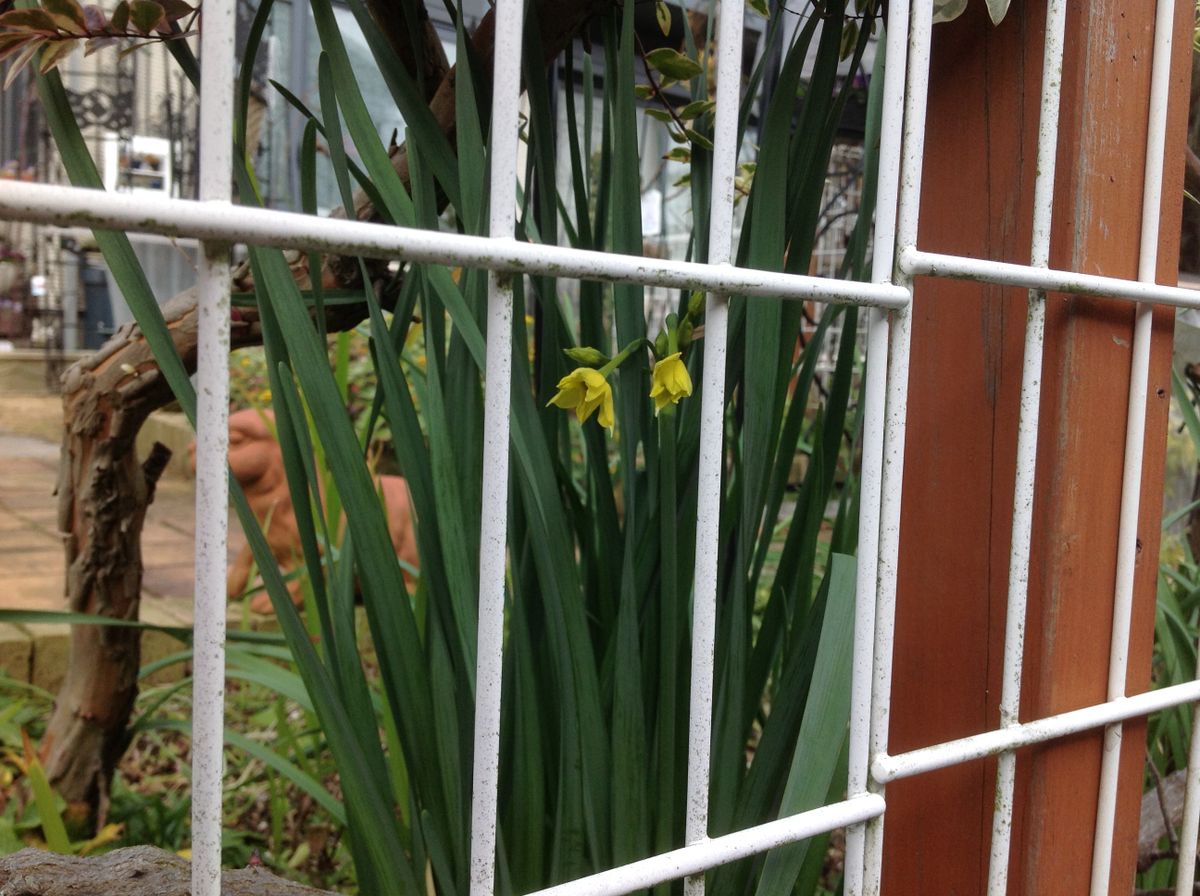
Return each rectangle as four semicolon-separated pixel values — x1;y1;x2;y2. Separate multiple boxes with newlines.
4;0;1199;894
525;796;887;896
873;680;1200;784
0;179;910;308
902;247;1200;310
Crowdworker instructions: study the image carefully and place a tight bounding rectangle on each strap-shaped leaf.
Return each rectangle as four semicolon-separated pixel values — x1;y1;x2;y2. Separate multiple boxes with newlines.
753;553;857;894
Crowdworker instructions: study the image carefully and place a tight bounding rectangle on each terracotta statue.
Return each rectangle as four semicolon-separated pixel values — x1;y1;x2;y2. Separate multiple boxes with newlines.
189;408;419;613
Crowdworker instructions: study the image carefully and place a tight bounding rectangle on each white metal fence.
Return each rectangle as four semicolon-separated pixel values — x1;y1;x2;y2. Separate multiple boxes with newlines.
1;0;1198;894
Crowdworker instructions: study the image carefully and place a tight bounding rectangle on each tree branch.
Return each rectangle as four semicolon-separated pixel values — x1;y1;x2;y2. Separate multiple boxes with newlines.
366;0;449;104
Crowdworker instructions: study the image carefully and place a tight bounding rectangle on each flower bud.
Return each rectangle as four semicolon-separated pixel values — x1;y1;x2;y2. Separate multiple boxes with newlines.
654;329;669;359
563;346;610;367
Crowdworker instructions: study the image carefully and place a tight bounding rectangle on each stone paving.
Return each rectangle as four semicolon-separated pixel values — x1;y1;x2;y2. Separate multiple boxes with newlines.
0;426;243;692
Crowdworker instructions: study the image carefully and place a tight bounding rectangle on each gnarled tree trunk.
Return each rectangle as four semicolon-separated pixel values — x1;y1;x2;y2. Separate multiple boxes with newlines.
45;289;201;818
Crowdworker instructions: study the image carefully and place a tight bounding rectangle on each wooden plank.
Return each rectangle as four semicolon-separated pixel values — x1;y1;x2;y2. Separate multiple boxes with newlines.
881;1;1192;893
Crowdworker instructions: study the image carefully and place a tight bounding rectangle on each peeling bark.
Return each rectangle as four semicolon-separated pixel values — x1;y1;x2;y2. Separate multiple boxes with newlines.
44;292;203;815
43;0;615;822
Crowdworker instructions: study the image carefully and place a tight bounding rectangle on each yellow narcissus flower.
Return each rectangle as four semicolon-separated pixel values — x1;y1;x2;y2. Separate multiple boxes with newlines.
650;352;692;413
548;367;615;430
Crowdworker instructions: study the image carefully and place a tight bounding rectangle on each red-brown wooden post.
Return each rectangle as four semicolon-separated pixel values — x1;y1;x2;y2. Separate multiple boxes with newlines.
881;1;1193;893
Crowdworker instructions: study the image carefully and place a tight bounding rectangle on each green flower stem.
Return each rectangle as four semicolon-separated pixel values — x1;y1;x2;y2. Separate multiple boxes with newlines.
598;337;648;377
653;399;680;879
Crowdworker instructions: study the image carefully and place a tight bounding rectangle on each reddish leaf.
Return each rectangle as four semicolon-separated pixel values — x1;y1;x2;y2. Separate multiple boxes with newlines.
116;37;150;57
4;40;42;88
83;34;117;54
0;9;61;34
81;4;107;30
38;37;78;72
155;0;193;21
0;34;36;62
127;0;163;34
108;1;128;30
43;0;87;30
43;10;83;33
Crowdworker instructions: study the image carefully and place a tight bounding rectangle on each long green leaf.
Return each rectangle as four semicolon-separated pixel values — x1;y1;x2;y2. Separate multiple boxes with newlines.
26;755;71;854
754;552;856;894
144;717;346;823
36;68;195;423
342;0;462;212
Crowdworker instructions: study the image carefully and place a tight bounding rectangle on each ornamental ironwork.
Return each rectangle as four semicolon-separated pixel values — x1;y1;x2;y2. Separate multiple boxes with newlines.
63;85;134;133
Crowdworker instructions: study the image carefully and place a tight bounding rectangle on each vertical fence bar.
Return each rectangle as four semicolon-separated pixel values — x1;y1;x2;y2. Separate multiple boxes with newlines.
682;2;744;894
862;1;932;892
1175;659;1200;895
843;1;910;892
986;2;1068;891
1089;0;1176;891
191;0;236;893
467;0;525;893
